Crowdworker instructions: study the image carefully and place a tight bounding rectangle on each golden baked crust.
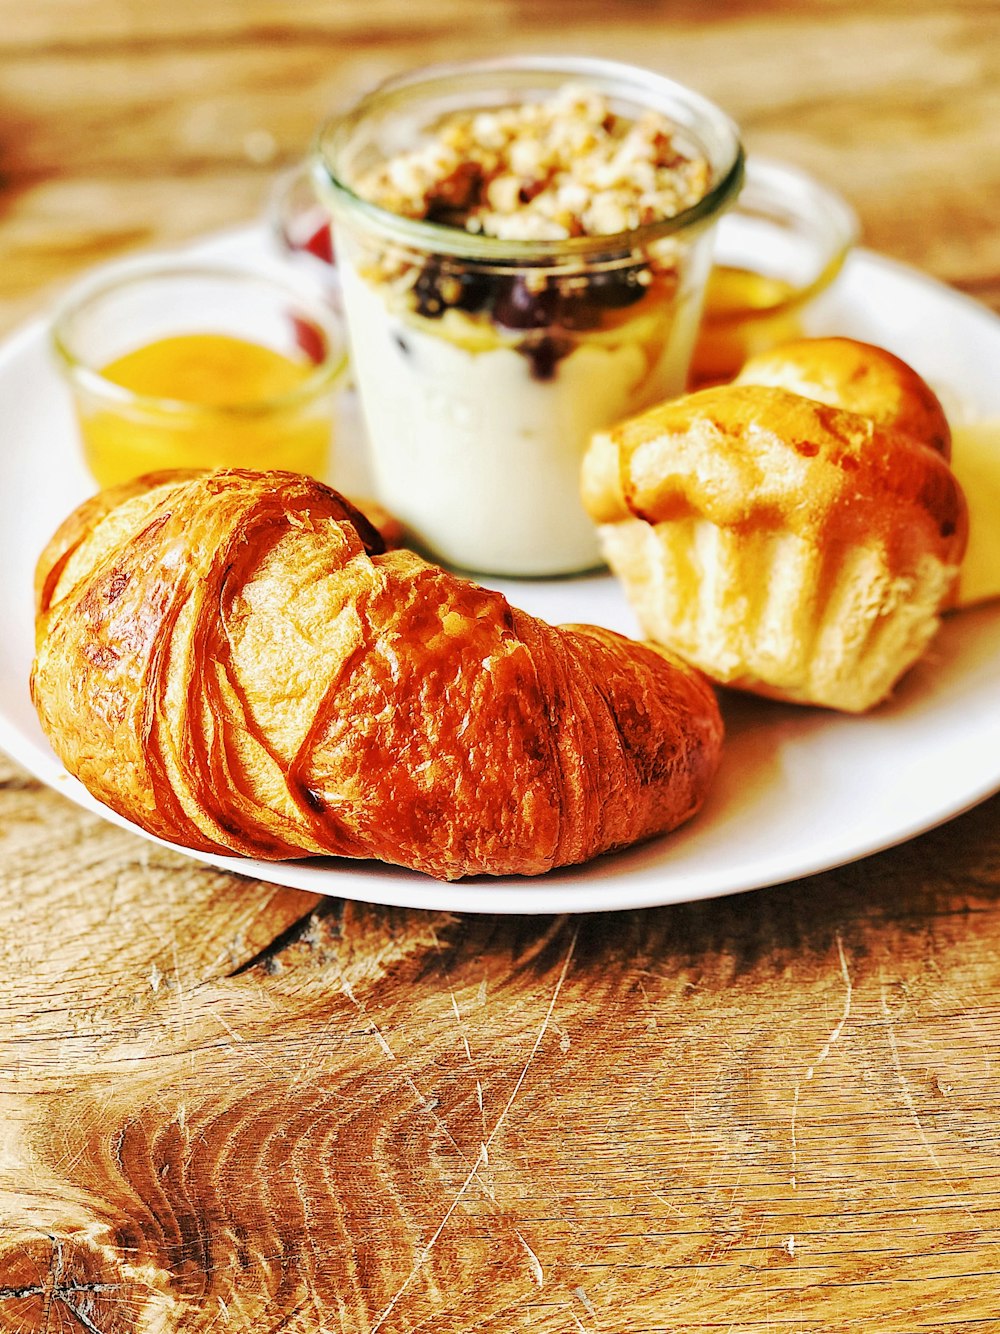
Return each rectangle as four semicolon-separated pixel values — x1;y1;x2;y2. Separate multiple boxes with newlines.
581;338;968;712
735;337;952;457
31;469;723;881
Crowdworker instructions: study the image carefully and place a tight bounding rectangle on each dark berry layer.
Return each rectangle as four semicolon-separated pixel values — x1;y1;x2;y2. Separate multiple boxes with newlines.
409;257;653;377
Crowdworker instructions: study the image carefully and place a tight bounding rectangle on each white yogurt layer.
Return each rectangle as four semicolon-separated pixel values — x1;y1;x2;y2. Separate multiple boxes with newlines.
339;252;703;576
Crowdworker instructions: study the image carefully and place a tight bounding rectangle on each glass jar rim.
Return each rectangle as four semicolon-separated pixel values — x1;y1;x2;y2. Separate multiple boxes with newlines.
51;257;349;418
720;156;860;315
314;54;745;263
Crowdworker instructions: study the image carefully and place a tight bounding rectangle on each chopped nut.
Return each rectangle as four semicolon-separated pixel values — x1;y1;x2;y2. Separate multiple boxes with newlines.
354;83;709;241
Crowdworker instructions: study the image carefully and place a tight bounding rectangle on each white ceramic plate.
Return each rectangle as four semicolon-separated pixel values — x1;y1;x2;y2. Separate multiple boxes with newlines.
2;225;999;914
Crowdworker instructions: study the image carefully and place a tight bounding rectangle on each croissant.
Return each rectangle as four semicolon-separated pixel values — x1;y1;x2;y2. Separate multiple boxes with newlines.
581;337;968;712
31;469;723;881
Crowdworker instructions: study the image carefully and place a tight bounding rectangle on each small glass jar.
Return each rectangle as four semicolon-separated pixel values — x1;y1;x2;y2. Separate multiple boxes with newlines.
690;157;859;388
315;56;744;577
269;163;342;311
52;258;348;489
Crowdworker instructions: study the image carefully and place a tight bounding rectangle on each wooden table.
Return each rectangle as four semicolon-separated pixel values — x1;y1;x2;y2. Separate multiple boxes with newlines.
2;3;1000;1330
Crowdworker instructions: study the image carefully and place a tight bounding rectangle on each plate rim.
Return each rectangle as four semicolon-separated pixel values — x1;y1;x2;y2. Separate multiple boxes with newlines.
2;225;999;915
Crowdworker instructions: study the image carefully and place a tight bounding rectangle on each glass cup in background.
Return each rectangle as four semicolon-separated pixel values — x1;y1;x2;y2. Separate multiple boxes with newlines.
52;259;348;490
314;56;744;577
270;163;342;312
689;157;859;388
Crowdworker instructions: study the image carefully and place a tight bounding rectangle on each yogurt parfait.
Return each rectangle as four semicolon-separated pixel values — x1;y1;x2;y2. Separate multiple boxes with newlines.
316;58;743;576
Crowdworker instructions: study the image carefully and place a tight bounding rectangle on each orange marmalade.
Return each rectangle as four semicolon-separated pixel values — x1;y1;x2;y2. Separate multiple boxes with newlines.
78;332;333;487
689;266;802;388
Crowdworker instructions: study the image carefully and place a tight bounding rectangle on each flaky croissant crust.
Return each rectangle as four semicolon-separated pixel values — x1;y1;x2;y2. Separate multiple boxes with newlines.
31;469;723;881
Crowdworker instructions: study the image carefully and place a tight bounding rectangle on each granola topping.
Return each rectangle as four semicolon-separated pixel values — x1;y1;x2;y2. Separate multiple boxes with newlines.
355;83;711;242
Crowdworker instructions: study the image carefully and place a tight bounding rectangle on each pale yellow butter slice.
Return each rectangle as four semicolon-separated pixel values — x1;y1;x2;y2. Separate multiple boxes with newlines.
950;420;1000;609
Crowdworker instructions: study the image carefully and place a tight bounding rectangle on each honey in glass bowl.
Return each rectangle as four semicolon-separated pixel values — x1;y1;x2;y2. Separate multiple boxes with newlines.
690;157;859;388
52;259;348;488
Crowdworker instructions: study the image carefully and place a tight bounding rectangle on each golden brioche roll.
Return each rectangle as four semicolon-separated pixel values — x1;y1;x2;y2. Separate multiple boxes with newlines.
735;336;952;457
31;469;723;881
582;339;967;712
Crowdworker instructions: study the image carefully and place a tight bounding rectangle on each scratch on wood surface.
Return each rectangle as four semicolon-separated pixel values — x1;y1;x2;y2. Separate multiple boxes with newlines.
642;1185;684;1218
341;961;545;1292
790;933;852;1188
204;1010;287;1083
574;1284;597;1319
450;989;474;1066
340;978;432;1112
448;986;490;1148
369;924;578;1334
340;961;514;1272
635;977;657;1030
879;979;978;1226
485;923;578;1151
515;1230;543;1287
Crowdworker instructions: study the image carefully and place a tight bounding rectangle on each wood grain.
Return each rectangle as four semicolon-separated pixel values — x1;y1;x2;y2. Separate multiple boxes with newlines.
1;2;1000;1329
3;739;1000;1331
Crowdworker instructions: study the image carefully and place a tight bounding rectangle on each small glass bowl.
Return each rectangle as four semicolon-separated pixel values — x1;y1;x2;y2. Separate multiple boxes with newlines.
269;163;341;310
690;156;859;387
51;257;349;489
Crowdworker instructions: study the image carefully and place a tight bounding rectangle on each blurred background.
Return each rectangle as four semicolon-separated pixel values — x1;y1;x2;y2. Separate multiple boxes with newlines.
2;0;998;334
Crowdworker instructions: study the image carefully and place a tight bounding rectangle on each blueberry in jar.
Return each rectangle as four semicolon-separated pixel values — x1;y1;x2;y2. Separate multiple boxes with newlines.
412;258;493;319
520;334;574;381
492;275;563;330
492;266;652;332
588;264;651;309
